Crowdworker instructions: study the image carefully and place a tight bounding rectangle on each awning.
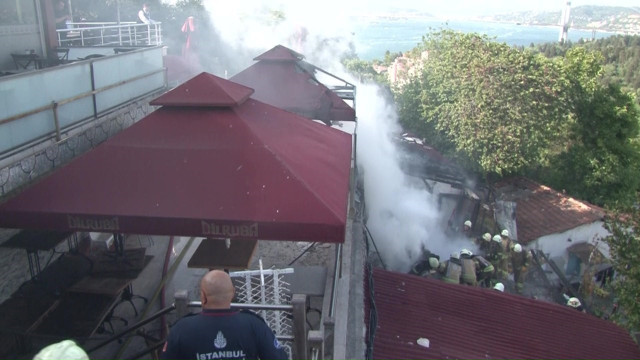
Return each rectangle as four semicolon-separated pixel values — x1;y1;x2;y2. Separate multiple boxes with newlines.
0;73;352;243
231;45;356;124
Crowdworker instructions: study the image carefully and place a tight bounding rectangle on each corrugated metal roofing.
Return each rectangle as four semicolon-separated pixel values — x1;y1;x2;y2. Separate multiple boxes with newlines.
366;268;640;359
494;177;605;244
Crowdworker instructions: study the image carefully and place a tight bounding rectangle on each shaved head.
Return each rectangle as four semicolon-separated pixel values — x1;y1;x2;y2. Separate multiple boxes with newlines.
200;270;235;309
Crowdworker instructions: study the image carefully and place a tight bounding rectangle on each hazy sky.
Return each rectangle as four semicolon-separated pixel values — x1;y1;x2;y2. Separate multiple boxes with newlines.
164;0;640;18
339;0;640;17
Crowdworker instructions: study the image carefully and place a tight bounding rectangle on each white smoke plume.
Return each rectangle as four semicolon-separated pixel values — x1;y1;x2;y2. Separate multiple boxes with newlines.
196;1;473;272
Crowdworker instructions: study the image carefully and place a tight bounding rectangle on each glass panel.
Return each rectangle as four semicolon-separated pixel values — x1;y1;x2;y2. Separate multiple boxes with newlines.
0;0;37;25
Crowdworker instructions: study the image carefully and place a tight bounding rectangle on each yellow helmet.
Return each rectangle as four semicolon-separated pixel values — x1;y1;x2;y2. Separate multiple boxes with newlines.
464;220;472;228
513;244;522;253
493;283;505;292
501;229;509;237
482;233;491;242
492;235;502;243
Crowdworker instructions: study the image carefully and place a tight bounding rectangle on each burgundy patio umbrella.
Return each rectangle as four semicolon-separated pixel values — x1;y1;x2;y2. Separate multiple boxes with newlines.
230;45;356;125
0;73;352;243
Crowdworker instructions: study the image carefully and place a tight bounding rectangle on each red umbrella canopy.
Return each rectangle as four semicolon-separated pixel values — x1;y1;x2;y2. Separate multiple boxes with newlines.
0;73;353;243
231;45;355;123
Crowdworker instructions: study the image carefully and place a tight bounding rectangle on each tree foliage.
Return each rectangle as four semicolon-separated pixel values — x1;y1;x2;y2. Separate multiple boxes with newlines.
604;204;640;333
537;48;640;207
537;35;640;103
396;30;571;177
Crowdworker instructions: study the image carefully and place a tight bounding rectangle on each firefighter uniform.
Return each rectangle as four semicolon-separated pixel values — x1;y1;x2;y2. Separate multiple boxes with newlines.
459;250;478;286
439;254;462;285
488;235;507;279
510;244;532;294
474;255;495;287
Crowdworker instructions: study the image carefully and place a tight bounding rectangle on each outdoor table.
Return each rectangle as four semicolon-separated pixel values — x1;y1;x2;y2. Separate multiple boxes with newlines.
188;238;258;271
11;53;45;70
0;230;76;279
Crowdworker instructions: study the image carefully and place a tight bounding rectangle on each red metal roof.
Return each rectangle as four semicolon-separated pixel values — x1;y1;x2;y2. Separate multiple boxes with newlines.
253;44;304;62
231;45;355;123
494;177;605;244
367;268;640;359
0;73;352;243
151;72;254;107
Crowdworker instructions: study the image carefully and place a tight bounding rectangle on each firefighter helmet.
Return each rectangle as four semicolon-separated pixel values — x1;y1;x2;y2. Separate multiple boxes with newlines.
428;257;439;269
464;220;472;228
33;340;89;360
567;297;581;308
492;235;502;243
493;283;505;292
460;249;473;257
513;244;522;253
482;233;491;242
501;229;509;237
450;251;460;260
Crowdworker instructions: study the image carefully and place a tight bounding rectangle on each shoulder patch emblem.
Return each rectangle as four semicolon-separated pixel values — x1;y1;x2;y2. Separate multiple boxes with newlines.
214;331;227;349
274;337;282;349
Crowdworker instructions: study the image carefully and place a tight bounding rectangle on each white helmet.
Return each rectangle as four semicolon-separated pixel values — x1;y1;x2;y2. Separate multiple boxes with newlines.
450;251;460;260
482;233;491;242
567;297;581;308
428;257;439;269
464;220;472;228
492;235;502;243
33;340;89;360
501;229;509;237
493;283;505;292
513;244;522;253
460;249;473;257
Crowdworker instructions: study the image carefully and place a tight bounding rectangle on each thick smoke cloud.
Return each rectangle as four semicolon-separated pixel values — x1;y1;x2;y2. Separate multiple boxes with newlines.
198;1;471;272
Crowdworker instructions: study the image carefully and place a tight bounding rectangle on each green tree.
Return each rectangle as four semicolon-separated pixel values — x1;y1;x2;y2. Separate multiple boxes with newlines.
396;30;571;177
604;204;640;333
539;48;640;207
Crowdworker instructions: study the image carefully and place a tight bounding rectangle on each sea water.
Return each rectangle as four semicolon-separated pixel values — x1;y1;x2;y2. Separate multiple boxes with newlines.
351;17;614;61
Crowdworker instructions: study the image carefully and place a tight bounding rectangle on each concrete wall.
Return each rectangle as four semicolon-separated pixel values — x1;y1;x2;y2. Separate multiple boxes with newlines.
530;221;611;259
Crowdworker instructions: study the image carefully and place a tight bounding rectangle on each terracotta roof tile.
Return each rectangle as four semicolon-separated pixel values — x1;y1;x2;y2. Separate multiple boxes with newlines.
494;177;605;244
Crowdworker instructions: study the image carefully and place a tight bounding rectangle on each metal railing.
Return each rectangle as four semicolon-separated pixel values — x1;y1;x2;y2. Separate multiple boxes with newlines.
57;22;162;47
0;46;166;162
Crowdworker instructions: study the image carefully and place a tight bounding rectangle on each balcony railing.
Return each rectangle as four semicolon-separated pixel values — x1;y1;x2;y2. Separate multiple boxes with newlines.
0;46;166;162
57;22;162;48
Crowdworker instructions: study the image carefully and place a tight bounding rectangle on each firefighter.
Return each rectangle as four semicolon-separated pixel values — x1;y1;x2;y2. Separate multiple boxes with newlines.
489;234;507;279
501;229;515;253
474;254;495;287
463;220;472;234
439;252;462;285
498;229;514;275
409;249;440;277
459;249;478;286
510;243;532;294
476;232;492;255
566;296;586;313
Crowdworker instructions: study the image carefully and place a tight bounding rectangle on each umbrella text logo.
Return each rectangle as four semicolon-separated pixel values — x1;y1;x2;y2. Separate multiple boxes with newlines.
67;215;119;231
201;221;258;238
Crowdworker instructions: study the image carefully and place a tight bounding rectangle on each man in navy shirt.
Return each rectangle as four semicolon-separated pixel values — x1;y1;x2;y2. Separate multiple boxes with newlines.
161;270;289;360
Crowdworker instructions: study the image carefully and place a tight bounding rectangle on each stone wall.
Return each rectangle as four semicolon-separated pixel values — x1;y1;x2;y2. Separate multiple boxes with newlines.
0;94;160;303
0;96;157;199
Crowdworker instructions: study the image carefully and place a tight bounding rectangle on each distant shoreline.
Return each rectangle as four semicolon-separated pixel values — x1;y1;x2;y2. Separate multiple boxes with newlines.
350;15;635;36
